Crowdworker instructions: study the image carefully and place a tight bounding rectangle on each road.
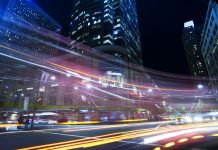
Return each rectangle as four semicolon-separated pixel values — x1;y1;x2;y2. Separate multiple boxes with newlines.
0;121;218;150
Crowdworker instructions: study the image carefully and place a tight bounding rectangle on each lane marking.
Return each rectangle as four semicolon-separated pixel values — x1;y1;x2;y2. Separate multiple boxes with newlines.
18;122;218;150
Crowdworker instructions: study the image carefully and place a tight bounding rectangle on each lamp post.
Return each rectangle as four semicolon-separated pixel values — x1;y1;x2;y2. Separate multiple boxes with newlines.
86;84;92;122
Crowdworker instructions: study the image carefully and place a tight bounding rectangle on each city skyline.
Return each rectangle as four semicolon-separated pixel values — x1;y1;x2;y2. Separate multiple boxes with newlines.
0;0;210;74
0;1;218;149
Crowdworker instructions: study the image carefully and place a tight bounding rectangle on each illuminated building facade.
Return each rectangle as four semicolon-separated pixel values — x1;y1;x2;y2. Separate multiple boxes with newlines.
0;0;62;105
200;0;218;95
0;0;62;56
68;0;142;65
182;20;208;77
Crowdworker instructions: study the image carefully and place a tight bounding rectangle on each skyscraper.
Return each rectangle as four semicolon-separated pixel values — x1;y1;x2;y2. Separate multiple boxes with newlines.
182;20;208;77
0;0;62;104
200;0;218;95
68;0;142;64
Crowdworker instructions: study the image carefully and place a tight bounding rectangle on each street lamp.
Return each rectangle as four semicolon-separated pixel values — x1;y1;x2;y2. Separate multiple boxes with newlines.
148;89;153;93
50;76;56;80
197;84;203;89
66;73;71;77
86;84;92;122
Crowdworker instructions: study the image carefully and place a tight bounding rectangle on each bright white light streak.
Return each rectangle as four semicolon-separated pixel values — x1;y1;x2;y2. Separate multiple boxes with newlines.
0;52;76;79
91;86;138;103
143;127;215;144
80;90;109;102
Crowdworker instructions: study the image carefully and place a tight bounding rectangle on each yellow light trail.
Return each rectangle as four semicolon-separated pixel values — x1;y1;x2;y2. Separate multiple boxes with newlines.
18;122;218;150
164;142;175;148
177;138;188;143
211;133;218;137
153;147;161;150
0;124;21;128
191;135;205;139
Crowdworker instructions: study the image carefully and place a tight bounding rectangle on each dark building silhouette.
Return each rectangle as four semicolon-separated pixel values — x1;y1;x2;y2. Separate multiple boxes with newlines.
182;20;208;77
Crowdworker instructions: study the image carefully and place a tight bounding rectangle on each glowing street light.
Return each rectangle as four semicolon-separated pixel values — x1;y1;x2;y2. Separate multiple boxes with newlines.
74;86;78;90
50;76;56;80
197;84;203;89
148;89;153;92
86;84;92;89
66;73;71;77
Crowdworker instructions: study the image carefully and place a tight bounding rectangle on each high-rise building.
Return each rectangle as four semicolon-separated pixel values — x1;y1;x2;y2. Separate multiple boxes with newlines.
182;20;208;77
200;0;218;95
68;0;142;64
0;0;62;104
0;0;62;56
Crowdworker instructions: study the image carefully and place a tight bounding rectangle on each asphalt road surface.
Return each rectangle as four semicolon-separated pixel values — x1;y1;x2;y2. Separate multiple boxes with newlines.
1;121;218;150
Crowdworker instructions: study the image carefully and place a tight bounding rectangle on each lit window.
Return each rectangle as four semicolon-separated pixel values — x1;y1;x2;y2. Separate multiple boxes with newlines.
93;35;101;40
103;39;112;44
78;25;82;30
104;14;109;17
114;23;121;28
104;34;113;39
79;11;84;16
75;1;80;6
104;8;109;12
114;30;119;34
71;31;76;35
74;16;78;20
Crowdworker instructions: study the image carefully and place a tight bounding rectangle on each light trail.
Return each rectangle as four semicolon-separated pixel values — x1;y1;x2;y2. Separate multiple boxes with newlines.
0;43;208;97
50;62;198;93
0;43;199;106
0;15;217;115
18;122;218;150
0;124;21;128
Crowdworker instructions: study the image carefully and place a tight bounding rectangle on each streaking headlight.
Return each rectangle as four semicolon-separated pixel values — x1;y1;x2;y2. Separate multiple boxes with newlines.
184;117;192;123
194;116;203;122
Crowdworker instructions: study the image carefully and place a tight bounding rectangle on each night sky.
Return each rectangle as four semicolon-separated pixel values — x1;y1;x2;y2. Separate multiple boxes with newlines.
0;0;210;75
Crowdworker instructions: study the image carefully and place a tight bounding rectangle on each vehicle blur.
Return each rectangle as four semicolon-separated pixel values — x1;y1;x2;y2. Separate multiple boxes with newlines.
34;112;59;124
175;111;218;124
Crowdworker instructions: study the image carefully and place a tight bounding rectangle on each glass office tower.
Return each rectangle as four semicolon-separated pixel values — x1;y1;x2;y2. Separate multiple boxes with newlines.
68;0;142;64
200;0;218;95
